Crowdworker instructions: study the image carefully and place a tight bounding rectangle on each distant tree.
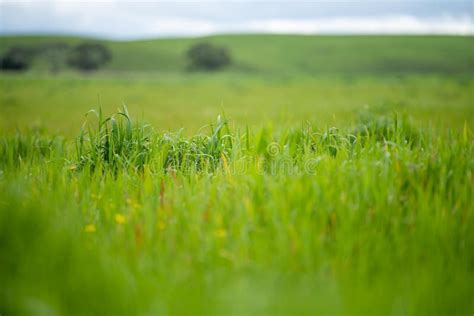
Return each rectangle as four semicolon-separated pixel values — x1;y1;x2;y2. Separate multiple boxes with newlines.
0;46;35;71
67;42;112;71
187;43;231;71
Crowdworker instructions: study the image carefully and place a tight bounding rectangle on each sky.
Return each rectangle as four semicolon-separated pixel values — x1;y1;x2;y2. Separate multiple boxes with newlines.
0;0;472;39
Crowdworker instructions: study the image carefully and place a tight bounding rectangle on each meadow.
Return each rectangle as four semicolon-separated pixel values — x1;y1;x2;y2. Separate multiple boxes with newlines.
0;35;473;315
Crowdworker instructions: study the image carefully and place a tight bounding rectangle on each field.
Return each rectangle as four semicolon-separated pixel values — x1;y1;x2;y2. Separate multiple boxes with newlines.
1;35;473;315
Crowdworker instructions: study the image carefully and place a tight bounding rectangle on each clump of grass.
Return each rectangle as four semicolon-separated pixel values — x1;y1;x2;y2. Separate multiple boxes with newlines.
75;105;154;173
73;108;428;176
75;108;234;174
160;114;233;173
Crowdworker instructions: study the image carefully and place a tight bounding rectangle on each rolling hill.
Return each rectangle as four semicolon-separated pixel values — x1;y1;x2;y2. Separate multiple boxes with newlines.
1;34;473;75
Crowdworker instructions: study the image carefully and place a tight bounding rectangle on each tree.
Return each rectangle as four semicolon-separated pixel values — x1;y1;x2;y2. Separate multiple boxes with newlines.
187;43;231;71
67;43;112;71
0;46;35;71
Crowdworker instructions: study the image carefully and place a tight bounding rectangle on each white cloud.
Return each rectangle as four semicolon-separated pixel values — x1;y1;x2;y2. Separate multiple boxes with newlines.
243;15;473;35
0;1;472;38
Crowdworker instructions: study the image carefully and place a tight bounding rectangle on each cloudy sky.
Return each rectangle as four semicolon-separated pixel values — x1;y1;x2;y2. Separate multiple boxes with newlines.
0;0;472;39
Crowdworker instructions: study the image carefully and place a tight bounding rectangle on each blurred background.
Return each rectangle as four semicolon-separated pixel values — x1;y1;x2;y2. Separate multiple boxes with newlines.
1;2;473;315
0;0;473;134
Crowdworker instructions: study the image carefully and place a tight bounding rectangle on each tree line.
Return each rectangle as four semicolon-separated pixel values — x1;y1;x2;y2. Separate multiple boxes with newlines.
0;41;231;73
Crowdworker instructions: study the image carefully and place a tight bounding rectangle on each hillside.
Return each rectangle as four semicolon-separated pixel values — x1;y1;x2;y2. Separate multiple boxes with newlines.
1;34;473;75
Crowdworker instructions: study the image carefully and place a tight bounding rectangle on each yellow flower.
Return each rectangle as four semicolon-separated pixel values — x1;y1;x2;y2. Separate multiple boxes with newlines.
84;224;96;233
157;220;166;231
115;213;126;225
215;228;227;239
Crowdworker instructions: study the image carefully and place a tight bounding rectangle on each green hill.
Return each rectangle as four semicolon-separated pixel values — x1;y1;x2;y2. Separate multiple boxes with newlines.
1;34;473;75
1;34;473;134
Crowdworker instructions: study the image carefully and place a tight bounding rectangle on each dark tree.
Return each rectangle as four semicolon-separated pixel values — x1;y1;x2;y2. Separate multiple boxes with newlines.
187;43;231;71
0;46;35;71
67;43;112;71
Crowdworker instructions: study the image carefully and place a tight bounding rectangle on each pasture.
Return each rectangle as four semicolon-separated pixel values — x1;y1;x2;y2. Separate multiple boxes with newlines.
1;35;473;315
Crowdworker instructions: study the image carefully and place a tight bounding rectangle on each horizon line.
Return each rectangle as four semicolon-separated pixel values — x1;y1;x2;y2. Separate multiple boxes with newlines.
1;31;472;42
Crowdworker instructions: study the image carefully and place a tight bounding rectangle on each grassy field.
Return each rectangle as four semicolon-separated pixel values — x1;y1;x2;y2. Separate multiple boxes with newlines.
1;35;473;315
1;74;473;135
1;35;473;75
1;35;473;134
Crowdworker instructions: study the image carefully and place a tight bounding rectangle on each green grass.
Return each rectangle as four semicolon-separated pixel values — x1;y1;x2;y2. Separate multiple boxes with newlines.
1;35;473;315
1;35;472;133
1;35;473;75
1;74;473;135
1;106;473;315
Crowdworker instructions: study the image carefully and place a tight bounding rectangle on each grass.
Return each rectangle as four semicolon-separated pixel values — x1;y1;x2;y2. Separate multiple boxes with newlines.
1;105;473;315
1;74;473;135
1;35;472;134
1;35;473;75
1;35;473;315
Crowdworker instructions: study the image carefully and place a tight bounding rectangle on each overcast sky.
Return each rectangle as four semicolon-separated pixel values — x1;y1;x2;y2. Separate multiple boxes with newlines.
0;0;472;39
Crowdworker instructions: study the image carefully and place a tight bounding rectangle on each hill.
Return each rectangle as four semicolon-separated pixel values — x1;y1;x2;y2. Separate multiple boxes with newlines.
1;34;473;75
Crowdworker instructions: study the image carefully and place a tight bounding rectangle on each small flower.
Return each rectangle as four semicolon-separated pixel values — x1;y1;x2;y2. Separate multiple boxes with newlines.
157;220;166;231
215;228;227;239
115;213;126;225
84;224;96;233
68;165;77;171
